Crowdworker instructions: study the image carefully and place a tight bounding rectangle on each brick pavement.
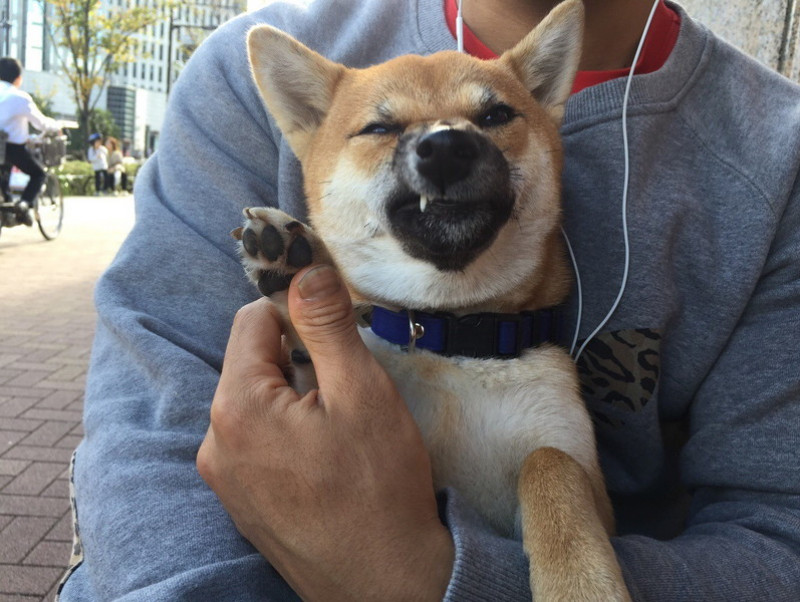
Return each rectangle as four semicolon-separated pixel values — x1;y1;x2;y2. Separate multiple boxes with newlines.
0;195;134;601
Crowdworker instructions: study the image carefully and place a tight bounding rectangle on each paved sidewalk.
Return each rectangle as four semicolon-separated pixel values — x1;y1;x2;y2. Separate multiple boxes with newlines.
0;195;135;601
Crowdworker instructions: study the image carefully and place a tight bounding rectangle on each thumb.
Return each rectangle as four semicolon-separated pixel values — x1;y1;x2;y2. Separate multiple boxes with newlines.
288;264;377;388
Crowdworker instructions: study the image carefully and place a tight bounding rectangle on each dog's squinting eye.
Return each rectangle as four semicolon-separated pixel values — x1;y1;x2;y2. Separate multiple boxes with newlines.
357;122;400;136
477;104;517;128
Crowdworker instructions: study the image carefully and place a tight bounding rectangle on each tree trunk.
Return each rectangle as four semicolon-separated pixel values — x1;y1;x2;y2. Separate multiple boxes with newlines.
69;108;91;155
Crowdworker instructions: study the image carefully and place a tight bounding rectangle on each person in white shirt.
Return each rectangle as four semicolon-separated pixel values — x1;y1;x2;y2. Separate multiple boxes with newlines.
87;133;108;195
0;57;58;225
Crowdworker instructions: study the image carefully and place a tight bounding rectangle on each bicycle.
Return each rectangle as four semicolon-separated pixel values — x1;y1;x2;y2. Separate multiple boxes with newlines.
0;130;66;241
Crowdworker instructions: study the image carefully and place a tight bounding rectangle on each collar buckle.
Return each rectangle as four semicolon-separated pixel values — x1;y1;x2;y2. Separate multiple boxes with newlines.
445;313;500;358
407;310;425;353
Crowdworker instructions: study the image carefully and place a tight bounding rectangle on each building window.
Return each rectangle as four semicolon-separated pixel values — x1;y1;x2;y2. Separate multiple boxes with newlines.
24;1;45;71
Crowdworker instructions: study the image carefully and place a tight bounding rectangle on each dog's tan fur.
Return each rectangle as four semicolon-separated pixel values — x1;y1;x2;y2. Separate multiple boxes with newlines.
239;1;631;599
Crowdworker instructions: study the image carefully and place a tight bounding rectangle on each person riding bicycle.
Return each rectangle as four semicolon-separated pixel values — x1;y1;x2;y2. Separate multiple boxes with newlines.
0;57;59;226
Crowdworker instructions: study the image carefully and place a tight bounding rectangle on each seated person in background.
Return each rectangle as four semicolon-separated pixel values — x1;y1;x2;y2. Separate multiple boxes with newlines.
105;137;127;194
0;56;58;226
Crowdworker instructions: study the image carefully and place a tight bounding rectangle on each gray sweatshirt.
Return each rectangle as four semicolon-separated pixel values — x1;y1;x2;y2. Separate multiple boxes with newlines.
58;1;800;600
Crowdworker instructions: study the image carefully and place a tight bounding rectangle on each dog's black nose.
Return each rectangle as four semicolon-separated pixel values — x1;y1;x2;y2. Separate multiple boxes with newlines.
415;129;481;193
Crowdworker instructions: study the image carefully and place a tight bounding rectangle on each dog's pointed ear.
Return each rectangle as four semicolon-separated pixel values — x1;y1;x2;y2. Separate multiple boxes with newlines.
247;25;346;159
500;0;584;122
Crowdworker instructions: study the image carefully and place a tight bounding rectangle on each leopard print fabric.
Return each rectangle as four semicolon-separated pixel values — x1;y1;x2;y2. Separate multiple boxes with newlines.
576;328;662;429
55;450;83;601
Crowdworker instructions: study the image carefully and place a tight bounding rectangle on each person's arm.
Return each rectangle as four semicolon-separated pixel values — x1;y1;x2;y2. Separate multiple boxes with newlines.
606;177;800;601
24;94;58;133
441;177;800;600
57;16;300;602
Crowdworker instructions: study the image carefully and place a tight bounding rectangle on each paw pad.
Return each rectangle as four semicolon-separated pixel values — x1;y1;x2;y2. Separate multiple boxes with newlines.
258;271;293;297
286;236;312;268
260;224;284;262
242;228;260;257
235;208;317;297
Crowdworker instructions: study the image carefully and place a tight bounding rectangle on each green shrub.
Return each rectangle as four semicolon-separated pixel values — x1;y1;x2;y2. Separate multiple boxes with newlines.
124;162;141;183
55;160;141;195
56;161;94;196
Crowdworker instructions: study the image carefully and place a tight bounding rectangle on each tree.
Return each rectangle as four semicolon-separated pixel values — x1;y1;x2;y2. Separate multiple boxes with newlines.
89;108;121;141
29;90;56;118
43;1;170;143
166;1;245;91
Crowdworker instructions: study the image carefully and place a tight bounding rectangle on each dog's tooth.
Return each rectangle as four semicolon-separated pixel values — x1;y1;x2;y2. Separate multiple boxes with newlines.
420;195;429;213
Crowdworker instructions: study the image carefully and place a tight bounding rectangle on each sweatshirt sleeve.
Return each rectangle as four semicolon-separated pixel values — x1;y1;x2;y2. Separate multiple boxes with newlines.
57;16;301;602
442;179;800;602
608;175;800;601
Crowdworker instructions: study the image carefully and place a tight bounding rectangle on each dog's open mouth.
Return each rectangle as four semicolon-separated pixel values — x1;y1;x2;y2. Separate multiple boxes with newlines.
395;193;486;214
386;189;514;271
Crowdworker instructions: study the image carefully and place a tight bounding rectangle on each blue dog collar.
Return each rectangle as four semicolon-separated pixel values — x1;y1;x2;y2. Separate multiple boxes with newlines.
369;306;564;359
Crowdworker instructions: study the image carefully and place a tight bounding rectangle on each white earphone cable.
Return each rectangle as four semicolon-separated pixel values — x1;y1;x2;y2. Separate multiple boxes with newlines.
455;0;661;362
561;227;583;356
456;0;464;53
572;0;660;363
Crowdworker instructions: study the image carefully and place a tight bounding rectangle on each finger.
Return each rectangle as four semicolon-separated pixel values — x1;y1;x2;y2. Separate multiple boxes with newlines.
224;297;288;384
287;265;379;392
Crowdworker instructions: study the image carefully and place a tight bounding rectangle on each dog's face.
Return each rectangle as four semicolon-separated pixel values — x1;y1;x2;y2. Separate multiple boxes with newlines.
248;0;583;311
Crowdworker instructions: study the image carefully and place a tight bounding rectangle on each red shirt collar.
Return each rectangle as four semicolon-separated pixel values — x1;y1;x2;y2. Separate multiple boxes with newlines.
443;0;681;94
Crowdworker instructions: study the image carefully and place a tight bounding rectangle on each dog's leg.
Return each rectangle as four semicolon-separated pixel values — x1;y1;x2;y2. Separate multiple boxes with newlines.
518;447;630;602
233;206;334;392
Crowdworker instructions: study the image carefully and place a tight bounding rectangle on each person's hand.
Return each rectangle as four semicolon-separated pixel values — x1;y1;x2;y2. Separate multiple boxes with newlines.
197;264;454;601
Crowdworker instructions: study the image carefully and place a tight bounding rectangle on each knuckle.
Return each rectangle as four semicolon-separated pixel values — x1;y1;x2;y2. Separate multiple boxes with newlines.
196;441;216;484
209;391;243;438
209;379;283;447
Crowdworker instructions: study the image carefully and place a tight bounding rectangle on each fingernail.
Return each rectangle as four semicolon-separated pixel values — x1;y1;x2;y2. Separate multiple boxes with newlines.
297;265;341;300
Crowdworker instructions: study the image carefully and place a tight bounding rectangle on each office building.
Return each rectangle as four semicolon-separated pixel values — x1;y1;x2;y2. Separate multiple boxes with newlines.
0;1;245;155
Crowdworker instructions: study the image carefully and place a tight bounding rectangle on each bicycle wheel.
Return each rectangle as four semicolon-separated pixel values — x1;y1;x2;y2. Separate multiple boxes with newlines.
37;171;64;240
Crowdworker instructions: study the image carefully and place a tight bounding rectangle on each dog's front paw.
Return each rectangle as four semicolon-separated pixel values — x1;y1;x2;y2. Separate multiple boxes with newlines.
233;207;329;297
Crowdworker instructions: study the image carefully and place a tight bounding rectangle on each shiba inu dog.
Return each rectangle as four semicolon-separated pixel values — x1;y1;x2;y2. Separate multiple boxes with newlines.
234;0;630;599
